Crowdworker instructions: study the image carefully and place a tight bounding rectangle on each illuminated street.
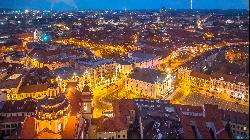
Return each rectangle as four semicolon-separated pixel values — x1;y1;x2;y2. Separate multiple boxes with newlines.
0;0;249;139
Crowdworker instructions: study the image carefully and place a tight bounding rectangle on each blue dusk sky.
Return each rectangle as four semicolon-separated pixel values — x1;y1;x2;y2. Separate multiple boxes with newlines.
0;0;249;10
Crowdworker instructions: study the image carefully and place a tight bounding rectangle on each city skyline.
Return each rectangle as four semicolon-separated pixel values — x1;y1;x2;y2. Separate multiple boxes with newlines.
0;0;249;10
0;0;249;139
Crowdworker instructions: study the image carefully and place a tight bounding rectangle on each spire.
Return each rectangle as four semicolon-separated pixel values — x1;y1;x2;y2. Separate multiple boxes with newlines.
82;82;90;92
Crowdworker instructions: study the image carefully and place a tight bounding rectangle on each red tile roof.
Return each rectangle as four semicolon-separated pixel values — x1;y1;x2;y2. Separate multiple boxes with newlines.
220;109;249;126
97;117;128;132
175;104;203;113
20;117;36;139
174;104;229;139
112;99;136;120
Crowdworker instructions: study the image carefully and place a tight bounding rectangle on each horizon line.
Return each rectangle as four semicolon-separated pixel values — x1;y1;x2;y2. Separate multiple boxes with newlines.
0;7;249;11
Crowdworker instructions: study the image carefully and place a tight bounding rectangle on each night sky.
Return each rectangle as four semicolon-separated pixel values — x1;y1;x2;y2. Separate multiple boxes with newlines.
0;0;249;10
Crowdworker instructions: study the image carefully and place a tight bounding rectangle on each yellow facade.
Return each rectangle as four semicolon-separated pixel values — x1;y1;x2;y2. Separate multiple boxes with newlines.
177;67;249;102
6;87;60;100
125;76;172;99
35;113;70;134
30;58;44;68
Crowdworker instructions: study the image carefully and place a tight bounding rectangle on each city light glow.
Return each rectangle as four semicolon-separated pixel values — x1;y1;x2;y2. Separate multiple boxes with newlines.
0;1;248;139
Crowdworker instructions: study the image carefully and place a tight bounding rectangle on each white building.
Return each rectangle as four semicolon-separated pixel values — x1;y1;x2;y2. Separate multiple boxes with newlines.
125;68;174;98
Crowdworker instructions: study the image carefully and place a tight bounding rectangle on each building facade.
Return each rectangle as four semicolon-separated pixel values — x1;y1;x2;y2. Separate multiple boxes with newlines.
125;68;173;98
6;84;60;101
177;67;249;102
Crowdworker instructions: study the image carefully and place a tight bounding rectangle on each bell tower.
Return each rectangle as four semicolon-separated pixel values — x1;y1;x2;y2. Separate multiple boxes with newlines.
80;82;93;120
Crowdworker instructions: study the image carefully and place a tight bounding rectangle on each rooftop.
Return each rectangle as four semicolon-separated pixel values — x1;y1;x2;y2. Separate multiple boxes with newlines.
0;73;23;89
174;104;229;139
20;117;36;139
77;58;114;68
220;109;249;126
18;83;48;93
97;117;128;132
36;94;70;118
130;68;168;84
0;98;37;113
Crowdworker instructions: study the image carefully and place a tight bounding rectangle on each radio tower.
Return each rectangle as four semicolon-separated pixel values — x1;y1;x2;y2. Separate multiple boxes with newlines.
190;0;193;10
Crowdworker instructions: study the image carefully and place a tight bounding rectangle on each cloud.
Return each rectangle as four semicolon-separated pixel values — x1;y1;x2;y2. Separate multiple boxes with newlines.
49;0;78;10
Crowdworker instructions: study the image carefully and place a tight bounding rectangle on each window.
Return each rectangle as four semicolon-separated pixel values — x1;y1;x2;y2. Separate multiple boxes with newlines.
58;123;62;132
209;128;216;139
83;103;88;112
117;135;120;138
123;135;126;138
191;125;198;139
6;124;10;128
11;124;15;128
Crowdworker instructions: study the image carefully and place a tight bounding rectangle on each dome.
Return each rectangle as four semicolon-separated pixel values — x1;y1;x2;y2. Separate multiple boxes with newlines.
36;93;70;120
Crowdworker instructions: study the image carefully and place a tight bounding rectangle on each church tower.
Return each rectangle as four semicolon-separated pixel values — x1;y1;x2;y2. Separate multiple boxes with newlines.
80;82;93;120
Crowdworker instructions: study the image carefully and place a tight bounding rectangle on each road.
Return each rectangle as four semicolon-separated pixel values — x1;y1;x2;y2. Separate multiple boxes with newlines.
92;78;125;118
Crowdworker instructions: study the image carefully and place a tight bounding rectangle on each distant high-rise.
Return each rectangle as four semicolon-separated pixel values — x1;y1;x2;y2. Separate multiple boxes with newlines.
190;0;193;10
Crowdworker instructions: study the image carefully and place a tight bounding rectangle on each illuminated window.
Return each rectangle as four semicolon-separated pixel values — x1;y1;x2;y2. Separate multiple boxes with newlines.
58;122;62;132
83;103;88;112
